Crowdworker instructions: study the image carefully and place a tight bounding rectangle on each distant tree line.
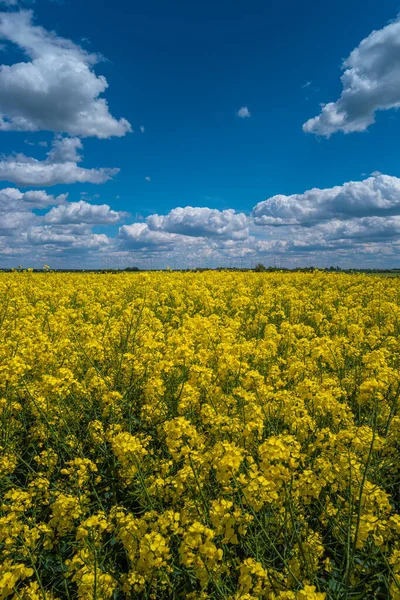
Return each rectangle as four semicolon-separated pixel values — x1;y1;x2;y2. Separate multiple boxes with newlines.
1;265;400;274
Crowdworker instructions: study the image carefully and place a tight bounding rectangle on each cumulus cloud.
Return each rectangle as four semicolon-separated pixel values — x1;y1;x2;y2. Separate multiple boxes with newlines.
0;211;36;234
252;175;400;226
46;136;83;163
116;207;250;264
3;179;400;268
255;219;400;257
140;125;145;133
44;200;127;225
0;187;66;237
147;206;249;240
318;216;400;243
118;223;188;250
145;176;151;182
0;186;121;263
27;225;110;248
0;187;67;211
303;18;400;136
0;10;131;137
237;107;251;118
0;136;119;186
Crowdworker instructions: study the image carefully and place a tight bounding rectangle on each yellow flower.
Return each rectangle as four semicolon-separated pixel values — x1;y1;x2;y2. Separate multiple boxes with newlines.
1;270;400;597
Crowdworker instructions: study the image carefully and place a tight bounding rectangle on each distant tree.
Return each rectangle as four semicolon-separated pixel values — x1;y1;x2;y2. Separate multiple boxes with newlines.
254;263;267;272
124;266;140;271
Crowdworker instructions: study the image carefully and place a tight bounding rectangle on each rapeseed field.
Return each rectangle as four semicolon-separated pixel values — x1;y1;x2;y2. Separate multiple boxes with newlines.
1;271;400;599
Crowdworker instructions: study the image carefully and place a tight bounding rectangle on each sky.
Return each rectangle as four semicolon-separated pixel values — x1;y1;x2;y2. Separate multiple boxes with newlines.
1;0;400;269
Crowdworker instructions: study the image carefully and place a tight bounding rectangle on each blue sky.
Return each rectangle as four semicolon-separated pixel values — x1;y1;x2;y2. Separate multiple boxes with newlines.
1;0;400;268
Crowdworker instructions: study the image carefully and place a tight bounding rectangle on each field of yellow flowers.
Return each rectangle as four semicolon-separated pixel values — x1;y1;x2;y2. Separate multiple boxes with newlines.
1;271;400;600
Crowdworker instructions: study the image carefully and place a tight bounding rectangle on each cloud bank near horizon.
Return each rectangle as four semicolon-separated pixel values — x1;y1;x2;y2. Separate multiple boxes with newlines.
2;175;400;269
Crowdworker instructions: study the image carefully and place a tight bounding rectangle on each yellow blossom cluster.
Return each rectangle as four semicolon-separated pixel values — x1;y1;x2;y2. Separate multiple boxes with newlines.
1;270;400;598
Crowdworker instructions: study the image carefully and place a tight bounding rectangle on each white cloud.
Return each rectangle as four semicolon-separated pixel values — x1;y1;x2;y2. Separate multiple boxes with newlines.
146;206;249;240
303;17;400;136
118;223;192;250
116;206;251;263
46;136;83;163
252;175;400;226
3;178;400;268
237;106;251;118
0;211;36;234
317;216;400;243
0;187;67;211
0;136;119;186
140;125;145;133
0;10;131;138
44;200;127;225
0;186;119;262
25;139;48;147
0;187;66;237
27;225;110;248
145;176;151;182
